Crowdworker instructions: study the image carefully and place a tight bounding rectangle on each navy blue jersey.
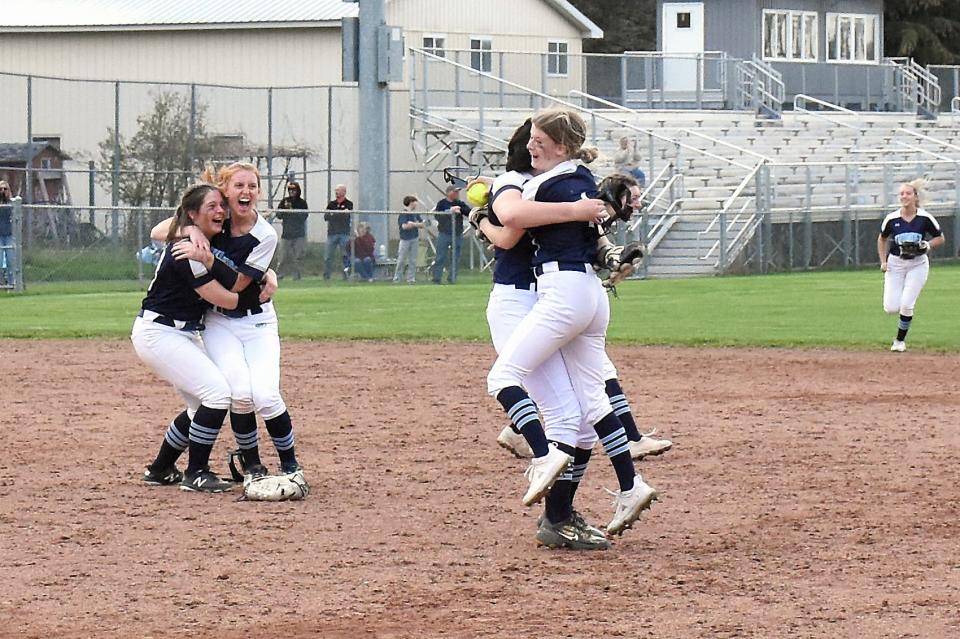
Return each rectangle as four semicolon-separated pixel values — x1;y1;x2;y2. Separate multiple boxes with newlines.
140;244;216;322
398;212;423;240
526;164;599;266
880;208;942;257
489;171;536;287
214;215;277;312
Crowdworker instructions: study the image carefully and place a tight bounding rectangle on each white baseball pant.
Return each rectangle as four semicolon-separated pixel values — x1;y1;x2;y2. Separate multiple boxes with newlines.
883;254;929;317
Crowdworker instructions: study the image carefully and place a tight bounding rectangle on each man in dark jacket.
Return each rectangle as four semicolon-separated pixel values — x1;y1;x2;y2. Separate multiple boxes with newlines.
324;184;353;280
432;185;470;284
276;181;309;280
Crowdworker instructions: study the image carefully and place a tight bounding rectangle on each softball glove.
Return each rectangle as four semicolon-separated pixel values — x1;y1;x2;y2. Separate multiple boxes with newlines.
242;471;310;501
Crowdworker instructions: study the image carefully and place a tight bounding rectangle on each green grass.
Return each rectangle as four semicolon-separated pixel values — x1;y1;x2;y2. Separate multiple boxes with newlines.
2;264;958;350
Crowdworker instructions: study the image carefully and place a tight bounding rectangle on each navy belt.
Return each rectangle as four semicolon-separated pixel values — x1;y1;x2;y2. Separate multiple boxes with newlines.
139;309;204;332
534;261;589;277
213;305;264;319
495;282;537;291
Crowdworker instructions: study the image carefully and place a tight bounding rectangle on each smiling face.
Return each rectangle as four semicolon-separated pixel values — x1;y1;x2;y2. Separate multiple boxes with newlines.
898;184;918;211
188;190;227;239
629;185;642;211
527;124;568;173
223;169;260;219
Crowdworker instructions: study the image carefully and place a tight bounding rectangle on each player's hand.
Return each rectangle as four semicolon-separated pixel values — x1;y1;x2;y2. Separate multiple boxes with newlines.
880;261;888;272
186;225;210;253
260;269;278;302
171;238;204;262
570;198;609;225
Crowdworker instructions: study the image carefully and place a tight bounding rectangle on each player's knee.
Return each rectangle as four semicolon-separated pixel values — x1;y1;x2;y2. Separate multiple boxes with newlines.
231;399;255;414
899;305;915;317
577;433;598;449
253;390;285;420
883;302;900;315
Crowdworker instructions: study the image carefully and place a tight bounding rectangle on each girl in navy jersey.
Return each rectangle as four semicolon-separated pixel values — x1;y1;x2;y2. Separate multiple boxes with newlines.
136;184;241;493
153;163;304;487
486;109;658;536
877;178;945;352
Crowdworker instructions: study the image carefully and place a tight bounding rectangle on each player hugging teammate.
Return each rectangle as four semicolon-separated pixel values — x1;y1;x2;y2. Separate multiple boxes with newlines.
472;110;670;550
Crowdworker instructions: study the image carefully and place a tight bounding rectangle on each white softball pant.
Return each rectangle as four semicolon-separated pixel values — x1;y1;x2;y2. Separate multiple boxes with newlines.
487;283;588;448
488;267;613;432
202;302;287;419
883;254;929;317
130;317;231;412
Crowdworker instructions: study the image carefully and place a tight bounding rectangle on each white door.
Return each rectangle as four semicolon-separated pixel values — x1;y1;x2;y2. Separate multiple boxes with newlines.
662;2;704;92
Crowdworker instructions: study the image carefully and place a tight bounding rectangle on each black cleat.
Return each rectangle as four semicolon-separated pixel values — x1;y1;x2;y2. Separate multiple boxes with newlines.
143;465;183;486
180;467;234;493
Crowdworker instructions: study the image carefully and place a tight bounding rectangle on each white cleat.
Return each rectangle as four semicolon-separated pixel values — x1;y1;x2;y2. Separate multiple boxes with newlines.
497;425;533;459
606;474;658;536
630;430;673;460
890;340;906;352
522;443;572;506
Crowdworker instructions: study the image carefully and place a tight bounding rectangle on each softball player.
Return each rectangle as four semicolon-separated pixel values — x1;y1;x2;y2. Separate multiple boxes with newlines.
153;163;303;483
487;109;657;537
136;184;241;493
877;179;944;352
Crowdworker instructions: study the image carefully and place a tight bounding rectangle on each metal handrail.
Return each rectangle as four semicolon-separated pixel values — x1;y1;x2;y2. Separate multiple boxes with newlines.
892;140;955;162
767;157;960;168
567;90;754;171
792;94;862;131
408;107;508;151
886;57;942;114
644;198;684;253
702;198;754;261
953;96;960;113
898;127;960;154
678;127;769;162
697;159;765;242
628;174;682;232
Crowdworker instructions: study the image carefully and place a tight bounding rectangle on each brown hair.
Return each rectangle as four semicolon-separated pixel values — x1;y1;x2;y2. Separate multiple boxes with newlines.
402;195;419;207
531;109;598;164
599;172;639;192
167;183;220;243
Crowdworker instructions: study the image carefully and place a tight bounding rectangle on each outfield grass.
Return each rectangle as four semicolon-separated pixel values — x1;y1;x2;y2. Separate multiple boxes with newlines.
1;264;958;350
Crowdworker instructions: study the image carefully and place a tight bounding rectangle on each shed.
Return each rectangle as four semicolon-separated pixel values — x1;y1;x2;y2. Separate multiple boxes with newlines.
0;143;72;203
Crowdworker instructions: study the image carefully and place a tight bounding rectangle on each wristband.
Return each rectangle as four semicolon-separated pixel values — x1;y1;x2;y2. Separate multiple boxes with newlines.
210;258;239;290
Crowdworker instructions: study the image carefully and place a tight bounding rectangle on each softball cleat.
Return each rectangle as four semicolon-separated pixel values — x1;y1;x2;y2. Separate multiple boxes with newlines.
180;467;234;493
497;425;533;459
630;431;673;460
522;443;572;506
606;475;657;536
890;340;906;352
142;465;183;486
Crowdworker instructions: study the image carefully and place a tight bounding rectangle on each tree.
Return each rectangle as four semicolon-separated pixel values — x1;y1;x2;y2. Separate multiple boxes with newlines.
570;0;656;53
884;0;960;65
98;90;210;209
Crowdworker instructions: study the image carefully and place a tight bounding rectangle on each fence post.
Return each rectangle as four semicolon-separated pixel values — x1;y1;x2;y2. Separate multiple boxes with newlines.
760;164;771;273
267;87;274;209
11;197;24;292
843;164;852;266
136;208;144;283
188;83;197;177
112;81;120;244
88;161;96;225
955;163;960;257
327;87;333;202
803;165;812;268
498;52;505;108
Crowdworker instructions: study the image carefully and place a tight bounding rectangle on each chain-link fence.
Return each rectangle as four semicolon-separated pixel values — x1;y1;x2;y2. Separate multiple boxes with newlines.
4;203;490;288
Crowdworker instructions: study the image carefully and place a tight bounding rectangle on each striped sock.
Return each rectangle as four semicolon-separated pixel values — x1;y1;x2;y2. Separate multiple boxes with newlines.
496;386;549;457
568;447;593;502
897;314;912;342
594;412;636;491
265;411;298;467
606;378;641;442
543;441;576;524
186;406;228;473
230;411;261;467
150;410;190;470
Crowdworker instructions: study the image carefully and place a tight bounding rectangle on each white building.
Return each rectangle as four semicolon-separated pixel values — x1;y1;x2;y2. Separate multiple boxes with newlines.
0;0;601;216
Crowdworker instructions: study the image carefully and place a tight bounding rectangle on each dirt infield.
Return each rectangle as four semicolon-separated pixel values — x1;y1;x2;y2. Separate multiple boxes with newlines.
1;339;959;638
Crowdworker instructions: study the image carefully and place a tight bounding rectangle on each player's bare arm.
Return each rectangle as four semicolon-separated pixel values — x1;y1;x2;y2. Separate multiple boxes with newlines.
494;191;606;228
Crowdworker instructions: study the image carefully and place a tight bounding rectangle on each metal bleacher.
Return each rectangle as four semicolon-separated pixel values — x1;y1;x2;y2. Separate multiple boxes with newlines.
408;48;960;278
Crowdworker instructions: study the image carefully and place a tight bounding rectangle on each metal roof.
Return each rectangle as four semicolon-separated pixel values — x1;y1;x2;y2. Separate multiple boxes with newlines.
0;143;70;163
3;0;358;30
1;0;600;37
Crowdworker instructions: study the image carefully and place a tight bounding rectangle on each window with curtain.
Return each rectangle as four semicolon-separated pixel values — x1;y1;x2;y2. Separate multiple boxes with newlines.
826;13;879;62
762;10;817;61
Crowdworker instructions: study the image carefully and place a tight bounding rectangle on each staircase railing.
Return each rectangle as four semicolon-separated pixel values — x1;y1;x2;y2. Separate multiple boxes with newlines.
698;159;767;269
951;96;960;123
886;57;942;117
735;56;784;119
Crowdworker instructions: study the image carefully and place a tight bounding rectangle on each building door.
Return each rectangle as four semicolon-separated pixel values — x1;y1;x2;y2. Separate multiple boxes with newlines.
662;2;704;92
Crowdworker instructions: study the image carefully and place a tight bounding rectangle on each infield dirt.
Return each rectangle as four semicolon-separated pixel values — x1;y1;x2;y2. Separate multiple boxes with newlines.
1;339;958;638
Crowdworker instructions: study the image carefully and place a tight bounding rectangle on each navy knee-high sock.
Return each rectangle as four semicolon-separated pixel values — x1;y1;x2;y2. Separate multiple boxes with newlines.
265;411;298;467
897;314;912;342
150;410;191;470
594;412;636;492
543;442;577;524
230;411;261;467
568;447;593;502
496;386;549;457
606;378;641;442
186;405;228;473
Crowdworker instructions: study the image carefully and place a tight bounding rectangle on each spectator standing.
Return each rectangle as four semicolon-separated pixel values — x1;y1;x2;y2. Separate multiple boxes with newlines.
351;222;377;282
0;181;13;286
276;181;309;280
324;184;353;280
394;195;424;284
613;136;646;187
432;185;470;284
